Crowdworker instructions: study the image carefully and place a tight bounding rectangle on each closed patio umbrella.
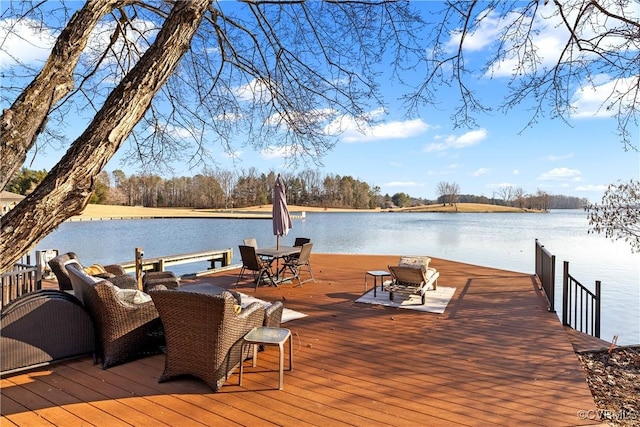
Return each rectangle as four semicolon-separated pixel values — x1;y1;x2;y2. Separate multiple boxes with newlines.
272;174;292;250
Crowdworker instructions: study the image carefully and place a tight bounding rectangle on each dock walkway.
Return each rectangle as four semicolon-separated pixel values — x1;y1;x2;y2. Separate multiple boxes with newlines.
1;254;605;426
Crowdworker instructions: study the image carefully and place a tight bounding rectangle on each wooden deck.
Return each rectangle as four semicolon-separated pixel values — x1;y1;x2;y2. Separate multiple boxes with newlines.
1;254;606;426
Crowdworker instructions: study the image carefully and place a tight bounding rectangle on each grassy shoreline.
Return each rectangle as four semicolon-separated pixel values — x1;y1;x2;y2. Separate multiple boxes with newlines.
73;202;540;220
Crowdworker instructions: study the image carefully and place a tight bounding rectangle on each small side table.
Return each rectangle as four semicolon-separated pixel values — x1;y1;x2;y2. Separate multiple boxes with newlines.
365;270;391;297
240;326;293;390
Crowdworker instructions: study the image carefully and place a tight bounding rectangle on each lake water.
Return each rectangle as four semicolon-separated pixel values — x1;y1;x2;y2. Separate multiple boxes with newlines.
35;209;639;345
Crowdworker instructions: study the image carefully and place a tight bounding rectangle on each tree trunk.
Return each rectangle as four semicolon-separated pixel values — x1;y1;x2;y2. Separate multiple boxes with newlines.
0;0;210;273
0;0;126;189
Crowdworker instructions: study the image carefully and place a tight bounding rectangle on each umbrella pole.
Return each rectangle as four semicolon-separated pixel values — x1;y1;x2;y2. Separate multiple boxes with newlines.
276;235;280;281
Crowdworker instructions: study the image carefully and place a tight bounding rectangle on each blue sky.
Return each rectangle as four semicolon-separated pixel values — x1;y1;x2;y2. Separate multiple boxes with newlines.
1;2;638;203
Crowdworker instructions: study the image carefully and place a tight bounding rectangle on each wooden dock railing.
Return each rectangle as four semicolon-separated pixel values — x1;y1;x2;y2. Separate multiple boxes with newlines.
118;248;234;277
1;255;42;310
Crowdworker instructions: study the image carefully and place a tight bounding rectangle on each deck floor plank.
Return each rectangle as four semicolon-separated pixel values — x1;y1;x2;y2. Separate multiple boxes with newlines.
2;374;124;426
2;254;603;426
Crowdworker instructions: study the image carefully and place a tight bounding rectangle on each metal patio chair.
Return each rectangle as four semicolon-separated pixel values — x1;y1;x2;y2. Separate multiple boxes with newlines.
281;242;315;286
237;245;276;290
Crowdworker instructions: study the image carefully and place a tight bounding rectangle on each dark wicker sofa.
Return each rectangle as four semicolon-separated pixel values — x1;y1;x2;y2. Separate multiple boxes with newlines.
67;264;164;369
1;290;95;376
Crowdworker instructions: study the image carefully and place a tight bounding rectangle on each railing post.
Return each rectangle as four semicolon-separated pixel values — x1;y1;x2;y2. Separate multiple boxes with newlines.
535;239;540;281
562;261;569;326
548;254;555;312
595;280;601;338
135;247;144;291
35;251;43;291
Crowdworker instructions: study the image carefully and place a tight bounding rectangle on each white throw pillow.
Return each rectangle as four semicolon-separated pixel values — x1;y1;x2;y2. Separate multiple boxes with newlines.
116;288;152;304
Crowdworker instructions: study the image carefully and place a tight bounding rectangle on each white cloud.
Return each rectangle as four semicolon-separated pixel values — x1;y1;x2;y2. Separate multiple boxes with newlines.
226;150;242;160
0;16;159;77
538;167;582;181
216;111;243;122
475;3;639;79
423;128;487;152
235;78;271;102
545;153;574;161
471;168;491;177
571;76;637;118
260;145;288;160
473;9;569;78
512;169;520;175
461;3;639;124
446;11;504;53
165;125;194;139
497;182;516;188
265;107;337;131
489;33;565;77
0;18;57;68
325;109;431;143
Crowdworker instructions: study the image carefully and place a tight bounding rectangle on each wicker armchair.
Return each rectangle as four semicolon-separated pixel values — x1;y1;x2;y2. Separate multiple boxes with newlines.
67;264;164;369
1;290;94;375
149;288;272;391
143;271;180;293
49;252;137;291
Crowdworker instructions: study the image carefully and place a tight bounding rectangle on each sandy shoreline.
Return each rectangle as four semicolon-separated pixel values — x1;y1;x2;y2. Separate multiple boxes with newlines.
71;204;369;220
73;202;535;220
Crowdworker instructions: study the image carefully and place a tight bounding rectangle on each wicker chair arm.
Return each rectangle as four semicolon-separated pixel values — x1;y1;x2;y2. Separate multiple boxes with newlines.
264;301;284;328
235;301;264;320
228;290;242;305
104;264;127;276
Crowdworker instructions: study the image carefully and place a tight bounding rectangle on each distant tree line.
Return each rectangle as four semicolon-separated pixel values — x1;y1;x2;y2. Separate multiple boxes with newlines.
443;193;588;210
91;168;382;210
433;181;589;211
7;168;589;211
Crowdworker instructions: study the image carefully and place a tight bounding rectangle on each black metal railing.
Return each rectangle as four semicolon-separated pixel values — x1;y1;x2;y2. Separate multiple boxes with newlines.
1;254;42;310
534;238;555;312
562;261;601;338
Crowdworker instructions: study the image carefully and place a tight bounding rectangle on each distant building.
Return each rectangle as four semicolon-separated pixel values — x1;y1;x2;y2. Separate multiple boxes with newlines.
0;191;24;214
